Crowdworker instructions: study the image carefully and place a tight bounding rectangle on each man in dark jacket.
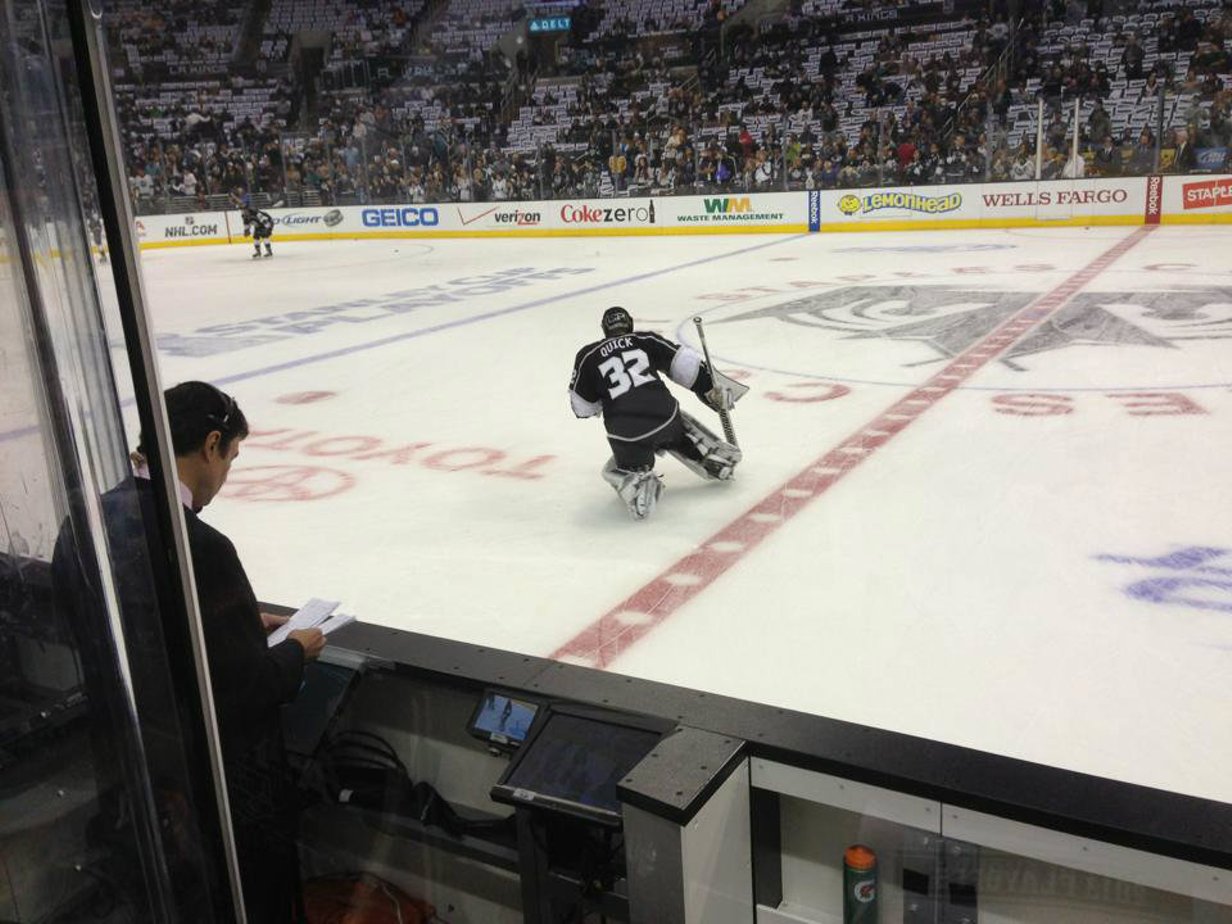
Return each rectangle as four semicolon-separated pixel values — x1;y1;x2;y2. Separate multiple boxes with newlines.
1171;127;1197;173
55;381;324;922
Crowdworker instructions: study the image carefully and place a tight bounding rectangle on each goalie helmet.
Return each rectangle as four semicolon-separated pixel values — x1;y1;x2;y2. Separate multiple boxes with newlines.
601;306;634;337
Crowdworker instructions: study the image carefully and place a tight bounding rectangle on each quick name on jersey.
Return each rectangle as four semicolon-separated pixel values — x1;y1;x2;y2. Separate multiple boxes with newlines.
599;336;633;357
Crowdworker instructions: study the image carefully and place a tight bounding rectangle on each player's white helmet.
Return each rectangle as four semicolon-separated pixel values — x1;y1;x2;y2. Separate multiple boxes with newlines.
601;306;633;337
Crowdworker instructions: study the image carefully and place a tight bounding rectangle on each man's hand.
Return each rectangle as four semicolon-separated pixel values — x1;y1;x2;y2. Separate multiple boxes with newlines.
260;612;289;635
288;628;326;660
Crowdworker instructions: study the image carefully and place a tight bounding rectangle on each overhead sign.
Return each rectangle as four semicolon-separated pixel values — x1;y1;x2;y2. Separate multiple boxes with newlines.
529;16;571;33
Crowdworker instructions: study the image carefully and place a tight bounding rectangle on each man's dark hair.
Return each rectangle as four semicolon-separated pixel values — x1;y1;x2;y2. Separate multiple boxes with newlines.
139;381;249;457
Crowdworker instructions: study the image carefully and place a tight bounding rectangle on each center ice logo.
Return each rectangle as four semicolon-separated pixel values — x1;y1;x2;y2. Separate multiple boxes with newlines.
720;286;1232;371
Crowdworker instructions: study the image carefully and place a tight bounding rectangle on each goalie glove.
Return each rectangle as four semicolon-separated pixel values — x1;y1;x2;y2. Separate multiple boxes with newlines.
703;387;730;412
702;368;749;412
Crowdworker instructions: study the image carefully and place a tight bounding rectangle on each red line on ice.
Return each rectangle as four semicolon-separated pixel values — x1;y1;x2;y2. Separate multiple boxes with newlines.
551;227;1156;669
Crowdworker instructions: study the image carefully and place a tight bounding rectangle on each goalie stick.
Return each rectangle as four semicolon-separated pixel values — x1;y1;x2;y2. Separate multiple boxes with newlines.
693;316;738;447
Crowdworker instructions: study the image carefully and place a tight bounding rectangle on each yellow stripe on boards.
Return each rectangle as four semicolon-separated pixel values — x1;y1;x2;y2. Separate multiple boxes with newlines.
819;214;1144;232
1158;213;1232;225
127;211;1232;250
139;237;233;249
136;224;809;248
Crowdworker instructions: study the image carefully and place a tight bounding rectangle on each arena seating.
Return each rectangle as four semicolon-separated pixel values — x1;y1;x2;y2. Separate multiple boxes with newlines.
111;0;1230;212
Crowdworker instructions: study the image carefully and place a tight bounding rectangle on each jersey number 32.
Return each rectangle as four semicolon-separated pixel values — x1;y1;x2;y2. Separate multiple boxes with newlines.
599;349;654;399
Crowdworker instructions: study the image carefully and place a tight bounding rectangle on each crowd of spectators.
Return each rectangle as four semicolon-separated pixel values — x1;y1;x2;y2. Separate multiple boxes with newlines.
108;0;244;79
112;0;1231;213
117;75;295;211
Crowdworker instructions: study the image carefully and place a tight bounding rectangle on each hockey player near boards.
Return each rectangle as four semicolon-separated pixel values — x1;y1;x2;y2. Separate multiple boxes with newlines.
241;204;274;258
569;306;744;520
87;211;107;263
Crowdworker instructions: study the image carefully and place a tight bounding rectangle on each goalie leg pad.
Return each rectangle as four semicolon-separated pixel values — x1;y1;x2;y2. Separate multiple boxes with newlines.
601;458;664;520
673;412;742;481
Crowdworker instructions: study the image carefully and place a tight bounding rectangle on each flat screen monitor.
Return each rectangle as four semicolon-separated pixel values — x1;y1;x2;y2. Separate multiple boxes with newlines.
282;660;360;759
468;689;540;751
490;704;670;826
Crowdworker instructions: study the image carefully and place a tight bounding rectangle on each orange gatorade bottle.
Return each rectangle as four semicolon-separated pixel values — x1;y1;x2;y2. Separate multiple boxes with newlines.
843;844;879;923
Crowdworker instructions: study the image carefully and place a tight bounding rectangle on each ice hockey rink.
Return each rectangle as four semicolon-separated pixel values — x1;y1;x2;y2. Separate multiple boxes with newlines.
85;225;1232;809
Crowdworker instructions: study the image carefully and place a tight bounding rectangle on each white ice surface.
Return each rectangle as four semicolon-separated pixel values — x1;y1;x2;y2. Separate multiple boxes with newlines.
92;227;1232;804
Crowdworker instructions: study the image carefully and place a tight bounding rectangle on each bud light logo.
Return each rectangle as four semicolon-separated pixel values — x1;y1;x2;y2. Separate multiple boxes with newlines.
323;209;344;227
1195;147;1228;171
362;207;440;228
274;213;322;226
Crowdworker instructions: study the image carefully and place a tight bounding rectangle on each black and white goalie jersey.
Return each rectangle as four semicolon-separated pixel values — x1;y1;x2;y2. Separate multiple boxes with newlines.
569;331;712;441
